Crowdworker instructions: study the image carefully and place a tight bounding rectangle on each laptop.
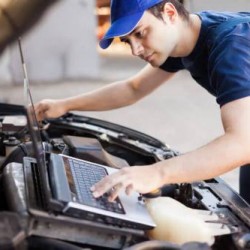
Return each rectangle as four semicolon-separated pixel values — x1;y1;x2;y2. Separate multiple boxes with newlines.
19;39;155;230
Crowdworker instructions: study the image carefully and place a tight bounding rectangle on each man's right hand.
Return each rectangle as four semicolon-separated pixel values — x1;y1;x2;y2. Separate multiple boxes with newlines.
34;99;67;121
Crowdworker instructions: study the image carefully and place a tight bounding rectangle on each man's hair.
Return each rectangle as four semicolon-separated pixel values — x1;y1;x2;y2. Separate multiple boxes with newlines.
148;0;190;22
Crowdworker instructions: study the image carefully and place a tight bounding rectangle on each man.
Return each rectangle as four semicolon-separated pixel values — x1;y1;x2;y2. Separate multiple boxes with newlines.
35;0;250;203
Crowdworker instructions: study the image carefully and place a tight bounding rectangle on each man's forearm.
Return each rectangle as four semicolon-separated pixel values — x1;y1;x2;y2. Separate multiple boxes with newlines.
156;133;250;185
62;80;142;112
61;65;174;113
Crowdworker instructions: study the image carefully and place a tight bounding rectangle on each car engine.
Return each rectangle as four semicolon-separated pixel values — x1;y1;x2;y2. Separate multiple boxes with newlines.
0;104;250;250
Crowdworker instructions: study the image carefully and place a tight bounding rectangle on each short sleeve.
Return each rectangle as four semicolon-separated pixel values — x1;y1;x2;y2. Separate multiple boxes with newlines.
209;32;250;106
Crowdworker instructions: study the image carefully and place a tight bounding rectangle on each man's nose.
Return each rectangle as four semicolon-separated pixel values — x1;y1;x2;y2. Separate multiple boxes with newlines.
130;41;144;56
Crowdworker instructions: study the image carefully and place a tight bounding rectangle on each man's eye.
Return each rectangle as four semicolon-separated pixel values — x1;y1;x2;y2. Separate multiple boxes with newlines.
121;39;130;45
136;30;145;38
123;40;129;44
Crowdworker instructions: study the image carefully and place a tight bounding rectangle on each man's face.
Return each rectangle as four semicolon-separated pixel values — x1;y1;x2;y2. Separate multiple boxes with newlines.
120;11;179;67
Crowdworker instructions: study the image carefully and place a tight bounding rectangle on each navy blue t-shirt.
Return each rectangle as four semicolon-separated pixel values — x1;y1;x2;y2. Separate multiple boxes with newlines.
160;11;250;107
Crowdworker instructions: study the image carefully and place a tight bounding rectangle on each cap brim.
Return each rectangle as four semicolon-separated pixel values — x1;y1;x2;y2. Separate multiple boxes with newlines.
99;11;144;49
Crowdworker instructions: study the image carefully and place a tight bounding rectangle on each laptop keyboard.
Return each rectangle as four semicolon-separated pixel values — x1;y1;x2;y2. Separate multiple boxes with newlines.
68;158;125;214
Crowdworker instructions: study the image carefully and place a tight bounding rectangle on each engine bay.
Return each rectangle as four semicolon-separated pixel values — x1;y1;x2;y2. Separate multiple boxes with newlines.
0;103;250;250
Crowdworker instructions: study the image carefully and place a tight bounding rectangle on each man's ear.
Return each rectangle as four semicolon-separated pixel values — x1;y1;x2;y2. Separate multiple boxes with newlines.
161;2;178;23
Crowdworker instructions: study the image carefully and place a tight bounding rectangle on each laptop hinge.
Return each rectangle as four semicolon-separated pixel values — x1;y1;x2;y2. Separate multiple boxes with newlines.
26;157;65;212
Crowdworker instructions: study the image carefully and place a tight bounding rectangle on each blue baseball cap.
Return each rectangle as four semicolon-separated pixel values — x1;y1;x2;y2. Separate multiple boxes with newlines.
99;0;164;49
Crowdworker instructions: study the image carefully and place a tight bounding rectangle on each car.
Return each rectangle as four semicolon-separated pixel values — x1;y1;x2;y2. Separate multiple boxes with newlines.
0;1;250;249
1;102;250;250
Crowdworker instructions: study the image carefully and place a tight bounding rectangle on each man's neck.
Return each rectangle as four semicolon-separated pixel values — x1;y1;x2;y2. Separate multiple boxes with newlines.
174;14;201;57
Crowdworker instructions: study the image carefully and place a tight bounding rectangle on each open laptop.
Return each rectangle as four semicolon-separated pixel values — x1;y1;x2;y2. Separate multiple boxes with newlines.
19;39;155;230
